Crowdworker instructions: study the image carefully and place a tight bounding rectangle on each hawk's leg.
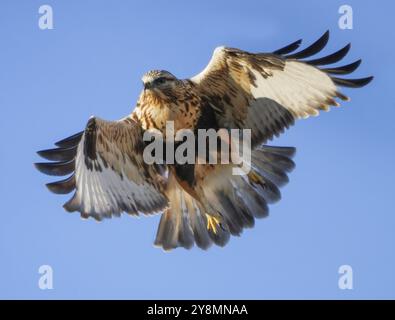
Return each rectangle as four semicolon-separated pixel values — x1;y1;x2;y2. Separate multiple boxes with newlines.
247;170;266;188
205;213;221;234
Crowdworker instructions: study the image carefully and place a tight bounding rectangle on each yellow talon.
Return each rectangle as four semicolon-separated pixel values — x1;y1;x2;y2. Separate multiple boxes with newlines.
248;170;265;187
206;213;221;234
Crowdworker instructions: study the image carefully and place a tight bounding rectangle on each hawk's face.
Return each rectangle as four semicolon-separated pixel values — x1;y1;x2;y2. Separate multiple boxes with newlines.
142;70;178;91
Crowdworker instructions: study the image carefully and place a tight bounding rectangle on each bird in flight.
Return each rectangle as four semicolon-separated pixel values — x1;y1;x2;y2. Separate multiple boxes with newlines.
36;31;373;250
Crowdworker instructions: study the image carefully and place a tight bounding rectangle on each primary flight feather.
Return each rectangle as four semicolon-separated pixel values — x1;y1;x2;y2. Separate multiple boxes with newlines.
36;31;373;250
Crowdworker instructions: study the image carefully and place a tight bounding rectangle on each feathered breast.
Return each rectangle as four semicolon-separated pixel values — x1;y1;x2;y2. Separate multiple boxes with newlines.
135;82;203;133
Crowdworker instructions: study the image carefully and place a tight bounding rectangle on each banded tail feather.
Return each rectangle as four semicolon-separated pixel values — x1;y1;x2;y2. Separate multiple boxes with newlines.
154;145;296;250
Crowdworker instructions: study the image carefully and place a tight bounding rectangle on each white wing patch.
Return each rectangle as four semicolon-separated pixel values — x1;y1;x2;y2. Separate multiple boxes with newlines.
250;61;338;119
69;136;166;220
36;117;168;221
192;31;372;147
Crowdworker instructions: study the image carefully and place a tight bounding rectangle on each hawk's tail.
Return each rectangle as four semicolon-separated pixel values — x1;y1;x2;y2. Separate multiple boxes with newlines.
154;145;296;251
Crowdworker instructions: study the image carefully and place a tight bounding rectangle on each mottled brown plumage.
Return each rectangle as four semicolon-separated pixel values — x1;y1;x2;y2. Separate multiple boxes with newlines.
36;31;372;250
135;79;202;133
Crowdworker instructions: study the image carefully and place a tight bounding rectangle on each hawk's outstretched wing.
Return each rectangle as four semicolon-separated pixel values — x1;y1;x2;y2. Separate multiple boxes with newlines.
191;30;373;147
35;116;168;221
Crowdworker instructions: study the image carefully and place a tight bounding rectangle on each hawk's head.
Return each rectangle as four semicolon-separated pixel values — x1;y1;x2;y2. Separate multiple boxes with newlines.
142;70;178;90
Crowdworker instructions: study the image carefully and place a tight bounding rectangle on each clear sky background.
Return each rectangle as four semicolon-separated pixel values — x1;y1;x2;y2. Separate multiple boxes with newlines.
0;0;394;299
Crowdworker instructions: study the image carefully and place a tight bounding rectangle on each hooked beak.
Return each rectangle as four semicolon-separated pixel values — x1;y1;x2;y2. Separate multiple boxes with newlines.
144;82;152;91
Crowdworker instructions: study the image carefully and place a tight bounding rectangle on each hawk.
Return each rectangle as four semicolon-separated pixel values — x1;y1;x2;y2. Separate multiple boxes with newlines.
35;31;372;250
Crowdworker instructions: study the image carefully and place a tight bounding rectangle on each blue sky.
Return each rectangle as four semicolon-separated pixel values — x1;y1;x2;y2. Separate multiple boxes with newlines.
0;0;394;299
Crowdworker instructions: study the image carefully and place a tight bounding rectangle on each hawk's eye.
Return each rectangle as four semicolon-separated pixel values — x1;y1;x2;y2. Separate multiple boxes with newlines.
154;77;166;85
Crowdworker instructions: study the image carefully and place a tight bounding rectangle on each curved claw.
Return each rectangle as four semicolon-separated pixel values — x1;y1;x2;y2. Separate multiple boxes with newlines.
206;213;221;234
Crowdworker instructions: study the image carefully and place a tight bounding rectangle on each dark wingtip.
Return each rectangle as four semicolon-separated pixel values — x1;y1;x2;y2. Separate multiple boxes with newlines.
363;76;374;85
55;131;84;148
322;59;362;75
286;30;330;59
333;76;374;88
46;175;76;194
34;162;46;173
272;39;302;55
320;30;330;45
37;146;78;162
306;43;351;66
286;146;296;158
34;160;75;176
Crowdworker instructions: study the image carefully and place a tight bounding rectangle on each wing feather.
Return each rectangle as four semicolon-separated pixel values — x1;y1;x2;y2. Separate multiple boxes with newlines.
36;116;168;221
285;30;329;59
191;31;373;147
272;39;302;55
